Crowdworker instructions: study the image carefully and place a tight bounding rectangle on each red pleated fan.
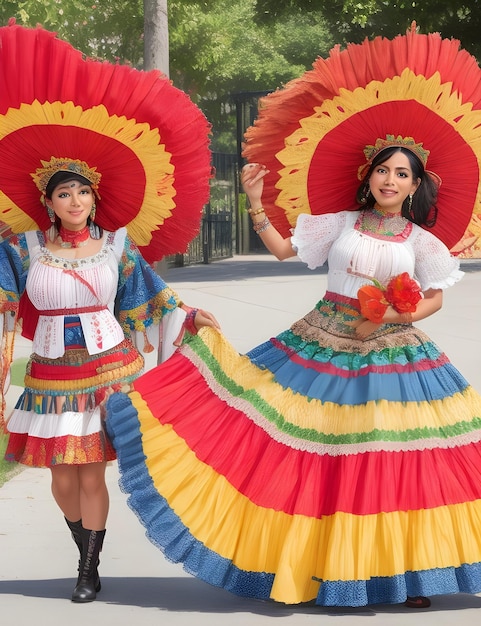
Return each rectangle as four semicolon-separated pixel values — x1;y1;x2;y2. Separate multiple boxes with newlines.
243;23;481;254
0;22;212;263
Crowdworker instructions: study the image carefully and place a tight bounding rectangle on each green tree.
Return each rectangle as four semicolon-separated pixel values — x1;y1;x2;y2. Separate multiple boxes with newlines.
0;0;144;62
254;0;481;58
169;0;333;150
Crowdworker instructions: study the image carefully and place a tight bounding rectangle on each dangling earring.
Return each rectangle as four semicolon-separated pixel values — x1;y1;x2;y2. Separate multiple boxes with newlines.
89;204;100;239
360;184;371;204
46;204;55;222
408;193;413;212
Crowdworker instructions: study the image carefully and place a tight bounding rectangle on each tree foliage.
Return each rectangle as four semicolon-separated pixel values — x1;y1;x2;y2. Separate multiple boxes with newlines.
2;1;481;149
0;0;145;62
254;0;481;58
168;1;334;149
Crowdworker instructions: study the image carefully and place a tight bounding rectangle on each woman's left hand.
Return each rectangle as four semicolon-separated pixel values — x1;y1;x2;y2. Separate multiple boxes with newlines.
173;307;221;346
194;309;221;331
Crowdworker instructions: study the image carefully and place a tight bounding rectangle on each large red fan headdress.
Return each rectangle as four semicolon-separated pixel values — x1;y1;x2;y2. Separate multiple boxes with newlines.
0;22;212;263
243;23;481;255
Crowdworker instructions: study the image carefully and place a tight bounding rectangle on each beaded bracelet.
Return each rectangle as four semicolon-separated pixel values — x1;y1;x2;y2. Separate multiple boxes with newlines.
184;308;199;335
248;207;265;216
253;217;271;234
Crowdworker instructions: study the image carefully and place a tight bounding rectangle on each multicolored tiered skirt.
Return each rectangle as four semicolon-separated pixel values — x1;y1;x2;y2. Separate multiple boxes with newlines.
5;317;144;467
106;295;481;607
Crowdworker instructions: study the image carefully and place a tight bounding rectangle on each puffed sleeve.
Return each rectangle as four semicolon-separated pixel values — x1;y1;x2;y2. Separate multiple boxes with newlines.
412;227;464;290
113;229;185;359
291;212;348;269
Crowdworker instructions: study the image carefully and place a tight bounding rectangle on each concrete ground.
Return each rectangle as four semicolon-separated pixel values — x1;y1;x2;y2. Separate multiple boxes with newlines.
1;254;481;625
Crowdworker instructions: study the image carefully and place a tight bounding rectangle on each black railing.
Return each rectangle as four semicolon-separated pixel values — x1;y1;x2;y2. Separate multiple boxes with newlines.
170;153;237;266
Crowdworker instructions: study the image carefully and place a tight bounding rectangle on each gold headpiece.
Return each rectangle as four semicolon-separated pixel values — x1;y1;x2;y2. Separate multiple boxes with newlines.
358;135;430;180
31;157;102;199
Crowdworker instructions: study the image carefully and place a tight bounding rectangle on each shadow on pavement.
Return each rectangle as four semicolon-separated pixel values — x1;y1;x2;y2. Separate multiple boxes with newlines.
1;577;481;615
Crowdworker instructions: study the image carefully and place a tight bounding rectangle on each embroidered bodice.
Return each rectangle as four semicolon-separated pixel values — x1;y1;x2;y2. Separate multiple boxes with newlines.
25;230;124;358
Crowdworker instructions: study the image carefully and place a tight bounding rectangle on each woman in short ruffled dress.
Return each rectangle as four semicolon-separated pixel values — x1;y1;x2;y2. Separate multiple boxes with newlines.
0;158;218;603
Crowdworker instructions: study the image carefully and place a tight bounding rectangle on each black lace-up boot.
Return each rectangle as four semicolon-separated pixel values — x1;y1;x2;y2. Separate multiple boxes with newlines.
65;517;101;592
71;528;106;603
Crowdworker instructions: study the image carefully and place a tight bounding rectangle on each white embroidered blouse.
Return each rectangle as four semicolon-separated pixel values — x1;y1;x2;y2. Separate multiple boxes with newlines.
25;229;125;359
291;211;463;297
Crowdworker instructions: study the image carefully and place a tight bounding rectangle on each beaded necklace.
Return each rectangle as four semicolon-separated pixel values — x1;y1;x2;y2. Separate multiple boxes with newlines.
356;207;412;240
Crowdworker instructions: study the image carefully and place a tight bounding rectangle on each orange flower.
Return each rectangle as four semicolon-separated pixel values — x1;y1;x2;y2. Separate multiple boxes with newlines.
357;273;422;323
357;284;388;323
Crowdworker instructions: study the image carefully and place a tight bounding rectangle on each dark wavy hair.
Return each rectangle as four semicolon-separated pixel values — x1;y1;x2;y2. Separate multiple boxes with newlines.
355;146;438;227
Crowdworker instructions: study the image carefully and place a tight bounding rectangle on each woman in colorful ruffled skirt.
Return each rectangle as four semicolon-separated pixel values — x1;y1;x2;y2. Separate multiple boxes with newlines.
106;26;481;608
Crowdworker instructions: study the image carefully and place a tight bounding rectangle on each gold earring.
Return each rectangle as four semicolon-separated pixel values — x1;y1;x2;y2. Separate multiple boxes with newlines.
408;193;413;211
360;185;370;204
90;204;96;221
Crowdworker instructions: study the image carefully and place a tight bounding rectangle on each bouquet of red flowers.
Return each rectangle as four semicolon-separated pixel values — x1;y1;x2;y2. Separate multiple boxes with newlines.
357;272;423;323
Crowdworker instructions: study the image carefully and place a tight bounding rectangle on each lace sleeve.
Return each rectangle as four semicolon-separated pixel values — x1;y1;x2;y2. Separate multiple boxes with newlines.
412;228;464;290
291;212;347;269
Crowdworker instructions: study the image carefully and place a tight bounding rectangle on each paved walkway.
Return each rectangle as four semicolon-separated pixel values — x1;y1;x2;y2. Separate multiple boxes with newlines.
1;255;481;625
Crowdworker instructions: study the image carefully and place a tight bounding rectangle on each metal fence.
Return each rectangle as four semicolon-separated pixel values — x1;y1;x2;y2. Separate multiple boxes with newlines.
170;152;238;266
168;93;273;266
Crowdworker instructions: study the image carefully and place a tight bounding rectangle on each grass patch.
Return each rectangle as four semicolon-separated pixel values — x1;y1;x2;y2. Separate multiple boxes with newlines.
10;357;28;387
0;357;26;487
0;431;20;487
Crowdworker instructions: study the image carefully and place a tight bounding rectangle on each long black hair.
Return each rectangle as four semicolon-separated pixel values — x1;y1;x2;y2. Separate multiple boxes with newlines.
355;146;438;227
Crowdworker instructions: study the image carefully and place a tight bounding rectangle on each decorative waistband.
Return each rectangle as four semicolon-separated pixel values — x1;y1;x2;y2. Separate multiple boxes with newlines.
39;305;107;316
324;291;359;307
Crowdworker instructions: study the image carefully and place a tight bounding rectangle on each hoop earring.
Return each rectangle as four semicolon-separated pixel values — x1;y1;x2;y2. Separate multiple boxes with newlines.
46;205;55;222
90;204;96;222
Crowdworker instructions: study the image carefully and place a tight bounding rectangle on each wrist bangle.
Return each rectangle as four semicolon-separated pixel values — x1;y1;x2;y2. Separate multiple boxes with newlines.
248;207;265;216
253;216;271;234
184;308;199;335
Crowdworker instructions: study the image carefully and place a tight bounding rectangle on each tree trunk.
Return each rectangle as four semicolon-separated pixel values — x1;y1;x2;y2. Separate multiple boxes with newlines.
143;0;169;76
143;1;170;292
